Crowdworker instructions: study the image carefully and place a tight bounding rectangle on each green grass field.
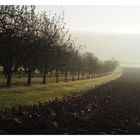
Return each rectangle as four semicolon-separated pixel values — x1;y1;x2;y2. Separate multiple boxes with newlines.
0;67;122;110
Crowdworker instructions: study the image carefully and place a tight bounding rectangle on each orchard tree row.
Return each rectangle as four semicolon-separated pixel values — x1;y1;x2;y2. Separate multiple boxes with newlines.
0;5;118;87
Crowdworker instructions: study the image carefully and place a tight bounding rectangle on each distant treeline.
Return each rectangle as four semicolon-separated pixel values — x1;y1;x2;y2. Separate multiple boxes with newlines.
0;5;119;87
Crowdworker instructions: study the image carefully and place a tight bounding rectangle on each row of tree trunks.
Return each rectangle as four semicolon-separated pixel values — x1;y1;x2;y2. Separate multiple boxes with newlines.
3;67;107;87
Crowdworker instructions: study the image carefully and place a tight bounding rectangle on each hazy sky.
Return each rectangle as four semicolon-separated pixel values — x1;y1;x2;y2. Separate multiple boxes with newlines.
36;6;140;64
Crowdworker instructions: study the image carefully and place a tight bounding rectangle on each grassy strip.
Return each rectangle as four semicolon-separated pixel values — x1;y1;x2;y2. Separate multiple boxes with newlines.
0;67;122;110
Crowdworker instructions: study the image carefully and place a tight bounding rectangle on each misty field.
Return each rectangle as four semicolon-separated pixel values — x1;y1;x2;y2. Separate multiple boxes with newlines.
0;67;140;134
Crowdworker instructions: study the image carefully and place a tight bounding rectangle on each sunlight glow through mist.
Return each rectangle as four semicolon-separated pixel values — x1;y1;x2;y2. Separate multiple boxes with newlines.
36;6;140;65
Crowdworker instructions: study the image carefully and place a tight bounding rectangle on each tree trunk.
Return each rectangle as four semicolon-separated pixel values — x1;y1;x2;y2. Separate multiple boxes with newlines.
88;72;90;79
18;71;21;79
4;73;7;79
82;74;84;80
72;72;74;81
42;67;47;84
86;73;88;79
24;67;27;74
65;70;67;82
61;71;64;77
32;71;35;78
56;70;58;83
6;67;12;87
91;73;93;78
27;69;32;86
18;68;22;79
77;71;80;80
3;67;7;78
